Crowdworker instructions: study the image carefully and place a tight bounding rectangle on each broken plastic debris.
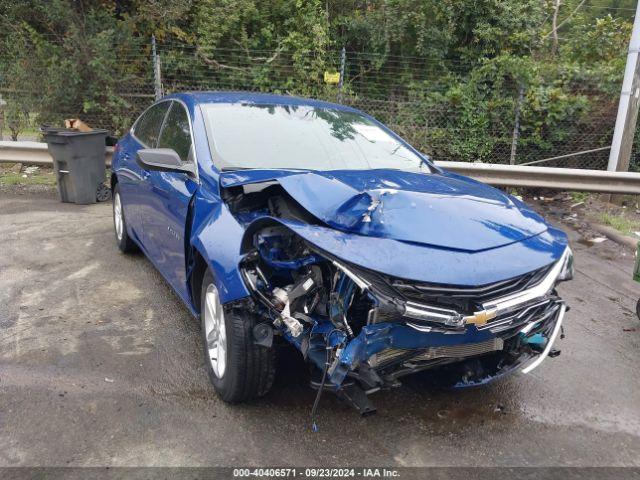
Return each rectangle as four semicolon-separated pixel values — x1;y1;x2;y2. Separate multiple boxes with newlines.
104;377;114;383
589;237;607;244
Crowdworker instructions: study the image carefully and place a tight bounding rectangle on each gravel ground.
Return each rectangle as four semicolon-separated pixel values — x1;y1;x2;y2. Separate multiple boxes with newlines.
0;188;639;468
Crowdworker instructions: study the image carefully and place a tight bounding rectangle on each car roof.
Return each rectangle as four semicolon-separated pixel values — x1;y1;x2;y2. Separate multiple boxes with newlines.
163;91;361;113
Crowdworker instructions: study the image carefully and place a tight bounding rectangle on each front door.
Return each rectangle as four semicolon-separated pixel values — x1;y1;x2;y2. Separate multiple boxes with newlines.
141;100;198;301
121;100;171;241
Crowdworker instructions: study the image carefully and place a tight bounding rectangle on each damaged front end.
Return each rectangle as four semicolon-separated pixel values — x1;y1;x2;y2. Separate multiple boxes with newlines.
222;175;573;415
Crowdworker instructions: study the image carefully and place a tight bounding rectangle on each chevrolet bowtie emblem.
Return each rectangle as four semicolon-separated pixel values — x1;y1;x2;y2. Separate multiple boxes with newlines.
463;308;498;326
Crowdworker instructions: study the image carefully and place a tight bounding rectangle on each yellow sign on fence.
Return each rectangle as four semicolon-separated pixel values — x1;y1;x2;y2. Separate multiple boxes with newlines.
324;71;341;84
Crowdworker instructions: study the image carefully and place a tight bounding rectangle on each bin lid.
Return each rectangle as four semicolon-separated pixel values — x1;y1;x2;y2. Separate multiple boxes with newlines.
41;127;109;137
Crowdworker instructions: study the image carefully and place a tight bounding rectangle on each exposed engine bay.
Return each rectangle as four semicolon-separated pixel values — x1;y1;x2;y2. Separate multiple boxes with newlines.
223;180;571;416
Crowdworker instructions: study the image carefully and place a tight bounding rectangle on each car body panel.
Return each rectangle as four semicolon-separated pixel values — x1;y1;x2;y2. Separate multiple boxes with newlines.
190;189;251;304
239;216;566;288
142;170;198;301
111;134;147;243
220;168;549;252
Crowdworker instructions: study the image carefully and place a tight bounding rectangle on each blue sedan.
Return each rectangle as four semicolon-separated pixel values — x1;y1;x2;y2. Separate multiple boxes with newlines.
111;92;573;415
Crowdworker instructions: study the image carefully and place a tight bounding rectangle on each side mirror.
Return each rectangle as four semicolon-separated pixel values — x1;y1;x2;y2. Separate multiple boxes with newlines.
136;148;195;176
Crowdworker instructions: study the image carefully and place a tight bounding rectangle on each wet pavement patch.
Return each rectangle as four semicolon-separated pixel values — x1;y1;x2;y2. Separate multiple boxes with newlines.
0;190;639;467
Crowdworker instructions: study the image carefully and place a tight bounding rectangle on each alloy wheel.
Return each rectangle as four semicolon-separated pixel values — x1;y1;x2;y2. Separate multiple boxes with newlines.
203;283;227;378
114;192;123;241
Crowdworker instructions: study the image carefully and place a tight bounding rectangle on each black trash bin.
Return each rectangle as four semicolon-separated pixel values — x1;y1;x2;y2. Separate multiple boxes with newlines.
42;128;108;205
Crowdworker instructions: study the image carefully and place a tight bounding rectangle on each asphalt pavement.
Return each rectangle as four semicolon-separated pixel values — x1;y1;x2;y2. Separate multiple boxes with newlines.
1;189;639;467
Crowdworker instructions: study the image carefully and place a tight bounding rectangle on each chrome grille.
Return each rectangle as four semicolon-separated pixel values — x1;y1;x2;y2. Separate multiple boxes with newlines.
375;337;504;366
480;300;559;332
391;264;554;311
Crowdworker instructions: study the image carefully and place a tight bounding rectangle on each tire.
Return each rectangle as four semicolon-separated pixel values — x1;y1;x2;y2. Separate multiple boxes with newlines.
200;269;275;402
112;183;138;253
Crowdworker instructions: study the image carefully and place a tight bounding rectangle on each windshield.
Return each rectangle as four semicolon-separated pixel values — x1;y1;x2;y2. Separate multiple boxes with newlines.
202;103;430;171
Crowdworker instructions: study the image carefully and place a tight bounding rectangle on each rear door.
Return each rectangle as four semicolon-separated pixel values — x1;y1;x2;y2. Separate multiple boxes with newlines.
141;100;198;300
120;100;171;243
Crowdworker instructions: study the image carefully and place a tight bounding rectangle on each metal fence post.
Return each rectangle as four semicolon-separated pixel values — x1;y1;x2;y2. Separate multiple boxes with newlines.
0;95;4;141
337;47;346;103
509;85;525;165
152;35;163;100
608;1;640;173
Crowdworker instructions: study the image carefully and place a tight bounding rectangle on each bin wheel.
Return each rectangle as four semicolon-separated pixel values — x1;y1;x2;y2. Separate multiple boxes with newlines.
97;183;111;202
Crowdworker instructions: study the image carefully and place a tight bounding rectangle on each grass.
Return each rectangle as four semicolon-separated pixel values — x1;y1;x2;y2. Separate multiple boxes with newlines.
599;212;640;236
570;191;590;203
0;165;110;187
0;172;56;186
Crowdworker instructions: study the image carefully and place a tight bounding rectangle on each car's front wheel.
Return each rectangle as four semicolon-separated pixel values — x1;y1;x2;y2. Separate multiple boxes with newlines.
112;183;137;253
200;269;275;402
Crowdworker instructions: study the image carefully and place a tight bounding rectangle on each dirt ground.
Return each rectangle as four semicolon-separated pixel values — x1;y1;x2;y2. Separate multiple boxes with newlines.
525;190;640;241
0;187;639;468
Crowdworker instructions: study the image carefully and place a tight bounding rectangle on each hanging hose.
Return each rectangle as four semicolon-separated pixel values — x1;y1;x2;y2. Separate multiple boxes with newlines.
310;329;340;432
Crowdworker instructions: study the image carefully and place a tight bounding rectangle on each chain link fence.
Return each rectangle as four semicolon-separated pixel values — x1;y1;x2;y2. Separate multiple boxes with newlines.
0;38;627;169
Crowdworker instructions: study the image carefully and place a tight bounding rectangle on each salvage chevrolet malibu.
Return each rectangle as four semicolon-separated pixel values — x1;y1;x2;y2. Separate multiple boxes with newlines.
111;92;573;415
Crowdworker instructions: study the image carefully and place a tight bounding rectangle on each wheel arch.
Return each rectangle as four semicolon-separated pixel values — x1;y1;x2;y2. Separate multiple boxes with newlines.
187;194;252;308
188;247;209;315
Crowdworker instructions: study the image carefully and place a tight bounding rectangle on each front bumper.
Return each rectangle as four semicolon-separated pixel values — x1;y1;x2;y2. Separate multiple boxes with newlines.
298;299;566;389
520;302;566;374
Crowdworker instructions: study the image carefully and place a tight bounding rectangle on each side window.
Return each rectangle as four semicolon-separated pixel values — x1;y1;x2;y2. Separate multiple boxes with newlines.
134;101;170;147
158;102;193;162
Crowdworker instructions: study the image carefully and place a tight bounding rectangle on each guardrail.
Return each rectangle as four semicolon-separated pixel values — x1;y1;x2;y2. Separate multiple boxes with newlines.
0;141;113;166
1;141;640;194
435;161;640;194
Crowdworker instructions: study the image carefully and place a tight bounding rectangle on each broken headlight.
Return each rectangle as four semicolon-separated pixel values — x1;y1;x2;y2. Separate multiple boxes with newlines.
402;302;465;328
557;247;573;282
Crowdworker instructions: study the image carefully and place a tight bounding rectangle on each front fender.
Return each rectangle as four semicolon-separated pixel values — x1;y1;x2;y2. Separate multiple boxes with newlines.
190;191;250;304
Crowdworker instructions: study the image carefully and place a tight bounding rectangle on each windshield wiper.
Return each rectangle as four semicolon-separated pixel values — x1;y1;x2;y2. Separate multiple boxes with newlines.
221;166;314;172
220;166;254;171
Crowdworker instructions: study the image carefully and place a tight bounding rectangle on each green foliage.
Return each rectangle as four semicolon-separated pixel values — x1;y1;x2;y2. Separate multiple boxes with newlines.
565;14;632;62
192;0;330;96
327;0;544;63
0;0;155;134
0;0;634;165
570;191;590;203
600;211;640;235
3;102;30;140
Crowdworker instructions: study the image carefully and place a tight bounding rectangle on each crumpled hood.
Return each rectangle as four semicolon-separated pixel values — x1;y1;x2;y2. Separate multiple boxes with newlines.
220;168;549;252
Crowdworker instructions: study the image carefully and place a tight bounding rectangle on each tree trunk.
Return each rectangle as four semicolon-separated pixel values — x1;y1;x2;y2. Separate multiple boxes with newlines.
551;0;561;55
